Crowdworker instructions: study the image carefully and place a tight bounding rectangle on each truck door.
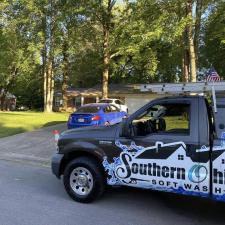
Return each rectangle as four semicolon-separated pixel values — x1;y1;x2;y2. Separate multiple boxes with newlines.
211;97;225;201
113;98;210;197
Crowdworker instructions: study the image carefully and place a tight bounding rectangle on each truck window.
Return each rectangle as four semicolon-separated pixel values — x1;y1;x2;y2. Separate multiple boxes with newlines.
132;103;190;136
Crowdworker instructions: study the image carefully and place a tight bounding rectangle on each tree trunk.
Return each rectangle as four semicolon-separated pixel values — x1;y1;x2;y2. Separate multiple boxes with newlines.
194;0;203;65
43;0;55;113
50;60;54;111
0;88;4;111
0;92;6;111
41;14;48;112
182;49;189;82
62;41;69;111
101;0;116;99
44;59;54;113
179;0;189;83
102;27;110;99
43;56;47;111
186;0;197;82
184;50;190;82
182;24;190;82
187;28;197;82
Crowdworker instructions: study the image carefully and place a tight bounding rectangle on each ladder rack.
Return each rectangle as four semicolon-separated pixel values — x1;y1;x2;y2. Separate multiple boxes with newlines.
139;82;225;113
140;82;225;94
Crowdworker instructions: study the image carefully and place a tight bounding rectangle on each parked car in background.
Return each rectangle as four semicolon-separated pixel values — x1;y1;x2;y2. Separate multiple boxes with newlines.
99;98;128;113
67;103;127;129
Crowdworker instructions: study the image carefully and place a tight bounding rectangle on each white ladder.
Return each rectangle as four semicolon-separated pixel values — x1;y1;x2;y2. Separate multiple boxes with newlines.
140;82;225;94
139;82;225;113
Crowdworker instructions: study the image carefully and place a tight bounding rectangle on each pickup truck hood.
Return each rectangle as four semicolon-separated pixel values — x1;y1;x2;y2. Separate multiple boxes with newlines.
59;124;120;140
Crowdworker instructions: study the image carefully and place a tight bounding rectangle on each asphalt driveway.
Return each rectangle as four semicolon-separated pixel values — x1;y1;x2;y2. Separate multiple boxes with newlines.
1;124;225;225
0;123;66;166
0;160;225;225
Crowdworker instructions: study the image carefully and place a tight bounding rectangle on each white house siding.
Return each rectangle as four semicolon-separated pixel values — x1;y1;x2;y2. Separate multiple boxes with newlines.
124;94;161;114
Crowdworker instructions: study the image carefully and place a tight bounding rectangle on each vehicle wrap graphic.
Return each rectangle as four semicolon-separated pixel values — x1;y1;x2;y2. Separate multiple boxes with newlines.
188;165;208;183
212;132;225;201
102;135;225;201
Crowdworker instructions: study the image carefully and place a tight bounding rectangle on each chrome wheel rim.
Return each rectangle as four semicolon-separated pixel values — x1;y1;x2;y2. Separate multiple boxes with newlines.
70;167;94;196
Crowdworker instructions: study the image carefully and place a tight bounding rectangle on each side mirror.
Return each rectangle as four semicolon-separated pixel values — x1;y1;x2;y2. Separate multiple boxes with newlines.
120;117;131;137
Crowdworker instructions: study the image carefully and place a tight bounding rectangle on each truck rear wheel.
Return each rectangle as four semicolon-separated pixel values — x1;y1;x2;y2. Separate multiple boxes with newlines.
63;156;105;203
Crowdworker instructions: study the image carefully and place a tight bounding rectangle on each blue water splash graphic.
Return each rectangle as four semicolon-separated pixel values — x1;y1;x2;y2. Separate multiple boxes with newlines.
115;140;144;155
103;140;145;185
221;132;225;147
213;193;225;202
102;156;122;185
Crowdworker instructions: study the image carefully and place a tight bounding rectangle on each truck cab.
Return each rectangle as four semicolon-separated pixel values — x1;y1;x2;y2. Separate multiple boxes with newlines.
116;95;224;201
52;84;225;203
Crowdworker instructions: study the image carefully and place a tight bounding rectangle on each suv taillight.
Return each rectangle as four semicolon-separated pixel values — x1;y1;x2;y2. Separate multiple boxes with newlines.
92;115;101;121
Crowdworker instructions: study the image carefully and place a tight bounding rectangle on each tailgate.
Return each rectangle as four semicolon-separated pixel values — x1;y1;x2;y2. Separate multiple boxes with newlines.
71;113;94;124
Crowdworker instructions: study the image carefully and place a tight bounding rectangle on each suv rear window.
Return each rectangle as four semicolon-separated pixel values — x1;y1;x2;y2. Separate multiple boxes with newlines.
76;106;100;113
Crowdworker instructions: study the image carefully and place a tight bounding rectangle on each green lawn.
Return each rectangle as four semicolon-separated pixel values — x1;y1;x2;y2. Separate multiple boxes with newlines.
0;111;69;138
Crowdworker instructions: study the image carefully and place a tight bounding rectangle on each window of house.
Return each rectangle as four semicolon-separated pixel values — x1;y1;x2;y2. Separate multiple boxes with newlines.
55;97;62;107
74;97;81;108
132;103;190;136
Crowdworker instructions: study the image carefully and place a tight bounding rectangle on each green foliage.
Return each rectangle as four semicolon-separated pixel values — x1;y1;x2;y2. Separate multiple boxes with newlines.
201;1;225;78
0;0;43;100
0;0;224;109
110;0;186;83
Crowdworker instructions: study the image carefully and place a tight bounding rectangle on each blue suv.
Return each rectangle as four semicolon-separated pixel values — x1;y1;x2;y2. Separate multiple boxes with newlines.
67;103;127;129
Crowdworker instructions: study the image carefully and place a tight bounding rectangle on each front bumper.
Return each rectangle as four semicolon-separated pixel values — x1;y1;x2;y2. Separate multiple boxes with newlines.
51;153;64;178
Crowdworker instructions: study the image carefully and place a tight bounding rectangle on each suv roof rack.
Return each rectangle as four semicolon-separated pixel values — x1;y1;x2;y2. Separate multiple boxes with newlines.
139;82;225;113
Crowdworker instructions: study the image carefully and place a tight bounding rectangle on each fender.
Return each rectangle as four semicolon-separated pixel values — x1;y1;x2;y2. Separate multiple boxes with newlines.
62;141;106;161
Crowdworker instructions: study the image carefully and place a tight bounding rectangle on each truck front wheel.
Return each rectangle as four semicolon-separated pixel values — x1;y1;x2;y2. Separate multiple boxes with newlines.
63;156;105;203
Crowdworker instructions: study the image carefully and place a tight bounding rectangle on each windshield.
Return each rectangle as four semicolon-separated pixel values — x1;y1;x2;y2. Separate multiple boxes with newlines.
136;105;166;121
99;99;113;103
76;106;100;113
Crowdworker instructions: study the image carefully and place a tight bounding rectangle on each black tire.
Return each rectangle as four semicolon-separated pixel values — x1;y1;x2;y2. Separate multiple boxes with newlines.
63;156;105;203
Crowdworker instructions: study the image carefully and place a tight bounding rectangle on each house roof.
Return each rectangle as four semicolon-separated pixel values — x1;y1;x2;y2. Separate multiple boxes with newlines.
55;84;142;97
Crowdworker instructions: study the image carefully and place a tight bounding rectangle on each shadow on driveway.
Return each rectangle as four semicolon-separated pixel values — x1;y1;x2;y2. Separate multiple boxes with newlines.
42;121;67;128
0;123;67;166
0;122;27;138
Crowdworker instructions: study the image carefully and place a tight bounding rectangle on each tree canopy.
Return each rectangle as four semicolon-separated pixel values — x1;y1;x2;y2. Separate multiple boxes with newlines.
0;0;224;110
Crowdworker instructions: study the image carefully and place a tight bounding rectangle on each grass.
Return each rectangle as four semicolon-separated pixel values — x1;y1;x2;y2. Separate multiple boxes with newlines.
164;116;188;130
0;111;188;138
0;111;69;138
135;115;189;131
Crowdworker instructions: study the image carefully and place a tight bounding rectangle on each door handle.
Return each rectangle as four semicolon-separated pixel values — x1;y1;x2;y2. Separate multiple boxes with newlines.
156;142;159;153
